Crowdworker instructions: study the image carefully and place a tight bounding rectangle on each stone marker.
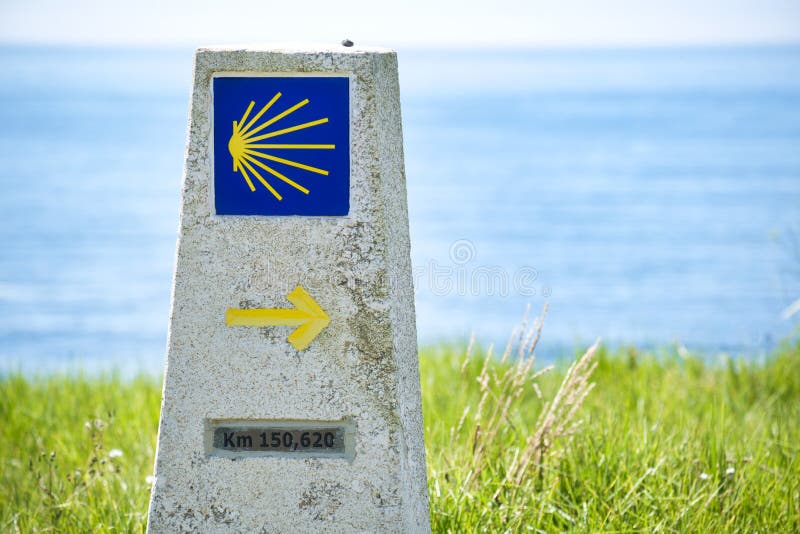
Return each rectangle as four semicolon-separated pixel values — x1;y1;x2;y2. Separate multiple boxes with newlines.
147;44;430;532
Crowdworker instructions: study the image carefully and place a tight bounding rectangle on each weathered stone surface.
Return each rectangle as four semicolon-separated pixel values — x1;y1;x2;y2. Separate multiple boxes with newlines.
147;44;430;533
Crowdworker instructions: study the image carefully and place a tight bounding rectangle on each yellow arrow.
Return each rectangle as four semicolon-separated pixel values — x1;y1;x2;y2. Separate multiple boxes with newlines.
225;285;330;351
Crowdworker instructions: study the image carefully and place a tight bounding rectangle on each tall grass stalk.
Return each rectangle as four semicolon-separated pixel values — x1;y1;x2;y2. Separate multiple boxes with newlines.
426;307;600;529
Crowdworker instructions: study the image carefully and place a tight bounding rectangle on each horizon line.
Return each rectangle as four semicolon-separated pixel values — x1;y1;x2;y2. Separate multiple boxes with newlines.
2;38;800;53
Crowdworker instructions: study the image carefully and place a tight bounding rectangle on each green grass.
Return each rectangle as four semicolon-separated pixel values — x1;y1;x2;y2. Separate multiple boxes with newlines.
2;340;799;532
423;339;800;531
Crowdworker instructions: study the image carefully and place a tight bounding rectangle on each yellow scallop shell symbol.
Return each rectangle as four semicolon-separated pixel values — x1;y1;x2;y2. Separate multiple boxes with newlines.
227;92;334;200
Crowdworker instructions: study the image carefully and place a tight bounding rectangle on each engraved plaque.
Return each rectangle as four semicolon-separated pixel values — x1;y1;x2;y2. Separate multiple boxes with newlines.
206;420;355;459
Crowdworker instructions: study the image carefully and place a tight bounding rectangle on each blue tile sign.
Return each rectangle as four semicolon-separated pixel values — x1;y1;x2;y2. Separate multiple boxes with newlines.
213;76;349;216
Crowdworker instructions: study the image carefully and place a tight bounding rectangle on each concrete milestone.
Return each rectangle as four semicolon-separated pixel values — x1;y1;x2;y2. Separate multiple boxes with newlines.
147;44;430;532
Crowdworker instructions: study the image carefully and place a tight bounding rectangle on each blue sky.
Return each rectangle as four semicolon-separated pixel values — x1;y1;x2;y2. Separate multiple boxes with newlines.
1;0;799;47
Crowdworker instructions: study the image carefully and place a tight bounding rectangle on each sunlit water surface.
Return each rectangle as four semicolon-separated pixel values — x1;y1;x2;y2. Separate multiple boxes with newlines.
1;45;799;373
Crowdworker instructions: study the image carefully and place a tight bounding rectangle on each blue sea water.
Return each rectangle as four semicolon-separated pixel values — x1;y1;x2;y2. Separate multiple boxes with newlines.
1;45;799;373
